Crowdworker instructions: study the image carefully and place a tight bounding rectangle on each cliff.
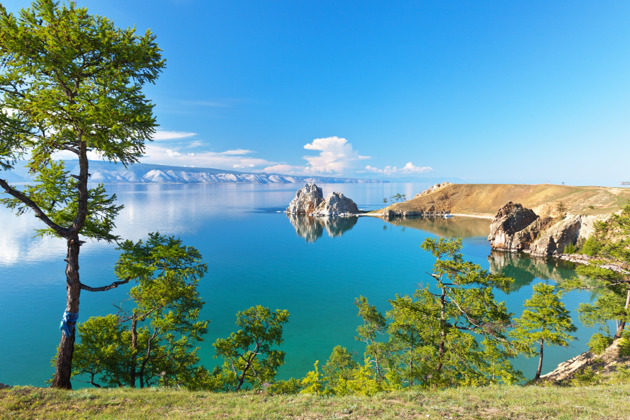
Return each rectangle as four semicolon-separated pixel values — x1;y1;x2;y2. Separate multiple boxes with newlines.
487;201;604;256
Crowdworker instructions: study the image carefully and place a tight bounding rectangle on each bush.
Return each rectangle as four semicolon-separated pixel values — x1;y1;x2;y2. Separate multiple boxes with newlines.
268;378;302;395
564;243;576;254
588;333;612;355
581;237;602;257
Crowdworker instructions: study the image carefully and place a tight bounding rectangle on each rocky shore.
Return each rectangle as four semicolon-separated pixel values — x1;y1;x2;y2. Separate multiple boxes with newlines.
487;201;604;257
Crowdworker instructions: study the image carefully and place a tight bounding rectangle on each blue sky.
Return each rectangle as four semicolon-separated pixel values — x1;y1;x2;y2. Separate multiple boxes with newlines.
4;1;630;185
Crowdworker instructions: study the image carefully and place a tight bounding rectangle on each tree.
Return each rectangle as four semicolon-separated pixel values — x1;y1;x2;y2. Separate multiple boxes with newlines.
511;283;576;380
71;233;209;389
213;306;289;391
0;1;164;388
385;238;519;387
322;345;358;391
354;296;388;380
564;203;630;339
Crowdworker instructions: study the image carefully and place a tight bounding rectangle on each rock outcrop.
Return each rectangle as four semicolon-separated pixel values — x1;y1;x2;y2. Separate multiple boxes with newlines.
286;184;359;217
312;192;359;217
488;202;541;252
540;339;630;384
286;184;324;214
488;201;601;257
414;182;452;199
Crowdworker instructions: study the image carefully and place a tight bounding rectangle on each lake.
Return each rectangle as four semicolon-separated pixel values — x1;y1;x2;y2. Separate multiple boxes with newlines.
0;182;599;387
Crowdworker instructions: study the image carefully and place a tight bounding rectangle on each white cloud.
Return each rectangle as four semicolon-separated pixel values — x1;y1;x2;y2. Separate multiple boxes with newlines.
365;162;433;175
152;130;197;141
142;143;273;169
302;136;369;174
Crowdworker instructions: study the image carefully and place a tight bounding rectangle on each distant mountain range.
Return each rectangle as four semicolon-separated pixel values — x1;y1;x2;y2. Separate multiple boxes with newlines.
4;161;383;184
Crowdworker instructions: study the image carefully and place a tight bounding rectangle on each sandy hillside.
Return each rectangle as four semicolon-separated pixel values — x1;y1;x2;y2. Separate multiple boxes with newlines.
377;183;630;218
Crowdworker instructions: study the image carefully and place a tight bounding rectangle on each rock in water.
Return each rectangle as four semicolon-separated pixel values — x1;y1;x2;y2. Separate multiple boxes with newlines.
286;184;360;217
286;183;324;214
313;192;360;217
488;202;540;252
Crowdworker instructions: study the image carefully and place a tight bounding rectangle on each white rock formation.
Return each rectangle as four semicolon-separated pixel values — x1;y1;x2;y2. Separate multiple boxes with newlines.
286;184;324;214
286;184;360;217
312;192;360;217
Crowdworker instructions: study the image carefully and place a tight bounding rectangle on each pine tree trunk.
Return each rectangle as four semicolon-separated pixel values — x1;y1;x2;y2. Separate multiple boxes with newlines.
51;237;82;389
535;338;544;380
130;317;138;388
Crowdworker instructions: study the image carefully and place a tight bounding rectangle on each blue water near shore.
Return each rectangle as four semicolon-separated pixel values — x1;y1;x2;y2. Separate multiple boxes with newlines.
0;183;599;387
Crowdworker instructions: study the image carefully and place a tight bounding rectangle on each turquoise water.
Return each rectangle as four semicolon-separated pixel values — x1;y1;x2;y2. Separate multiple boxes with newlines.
0;183;599;386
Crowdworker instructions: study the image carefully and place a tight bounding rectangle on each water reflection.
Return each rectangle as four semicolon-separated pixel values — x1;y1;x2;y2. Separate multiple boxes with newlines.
287;214;358;242
386;216;491;238
488;251;578;292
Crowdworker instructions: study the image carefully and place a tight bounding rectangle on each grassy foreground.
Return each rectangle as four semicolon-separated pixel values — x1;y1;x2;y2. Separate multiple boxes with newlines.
2;384;630;419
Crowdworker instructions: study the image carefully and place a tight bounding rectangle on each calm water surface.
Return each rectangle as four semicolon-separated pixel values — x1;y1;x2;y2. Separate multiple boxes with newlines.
0;183;598;386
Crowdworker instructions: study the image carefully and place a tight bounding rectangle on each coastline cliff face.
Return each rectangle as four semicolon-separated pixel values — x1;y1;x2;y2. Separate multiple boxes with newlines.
286;184;360;217
488;202;603;257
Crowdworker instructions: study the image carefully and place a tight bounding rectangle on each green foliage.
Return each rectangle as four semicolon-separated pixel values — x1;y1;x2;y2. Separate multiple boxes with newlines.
300;361;324;395
564;243;576;254
568;203;630;338
268;378;302;395
367;238;520;389
511;283;576;379
355;296;388;379
588;333;612;355
619;331;630;357
581;236;603;257
322;346;358;389
72;233;209;389
213;306;289;391
0;0;164;387
0;0;164;235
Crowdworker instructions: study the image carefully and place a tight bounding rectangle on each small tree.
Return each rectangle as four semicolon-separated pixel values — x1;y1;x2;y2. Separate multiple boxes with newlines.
0;1;164;388
355;296;388;379
385;238;518;387
511;283;576;380
322;345;358;390
213;305;289;391
71;233;209;388
564;203;630;339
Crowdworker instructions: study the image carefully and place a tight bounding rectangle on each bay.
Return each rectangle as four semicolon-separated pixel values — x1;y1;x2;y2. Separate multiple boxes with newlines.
0;183;599;386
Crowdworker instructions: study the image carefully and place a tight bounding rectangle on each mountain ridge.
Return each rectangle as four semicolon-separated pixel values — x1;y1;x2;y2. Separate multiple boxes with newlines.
4;160;383;184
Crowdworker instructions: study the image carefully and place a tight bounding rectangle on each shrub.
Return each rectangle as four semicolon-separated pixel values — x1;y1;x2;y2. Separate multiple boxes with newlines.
588;333;612;355
563;243;576;254
581;237;602;257
268;378;302;395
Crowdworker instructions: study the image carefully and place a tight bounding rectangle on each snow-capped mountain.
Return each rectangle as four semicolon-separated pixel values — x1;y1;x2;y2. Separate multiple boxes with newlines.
5;161;382;184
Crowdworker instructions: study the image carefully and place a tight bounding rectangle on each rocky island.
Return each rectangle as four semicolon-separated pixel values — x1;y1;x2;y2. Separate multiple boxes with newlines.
286;183;360;217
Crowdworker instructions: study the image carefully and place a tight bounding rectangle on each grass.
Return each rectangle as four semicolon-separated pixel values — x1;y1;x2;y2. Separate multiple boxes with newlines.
2;383;630;419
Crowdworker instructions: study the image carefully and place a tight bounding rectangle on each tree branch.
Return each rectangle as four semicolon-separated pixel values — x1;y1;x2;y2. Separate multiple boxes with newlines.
0;178;69;237
81;277;131;292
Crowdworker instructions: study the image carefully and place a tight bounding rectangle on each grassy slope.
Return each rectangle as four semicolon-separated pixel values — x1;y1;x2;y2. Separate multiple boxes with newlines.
378;184;630;218
2;384;630;419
